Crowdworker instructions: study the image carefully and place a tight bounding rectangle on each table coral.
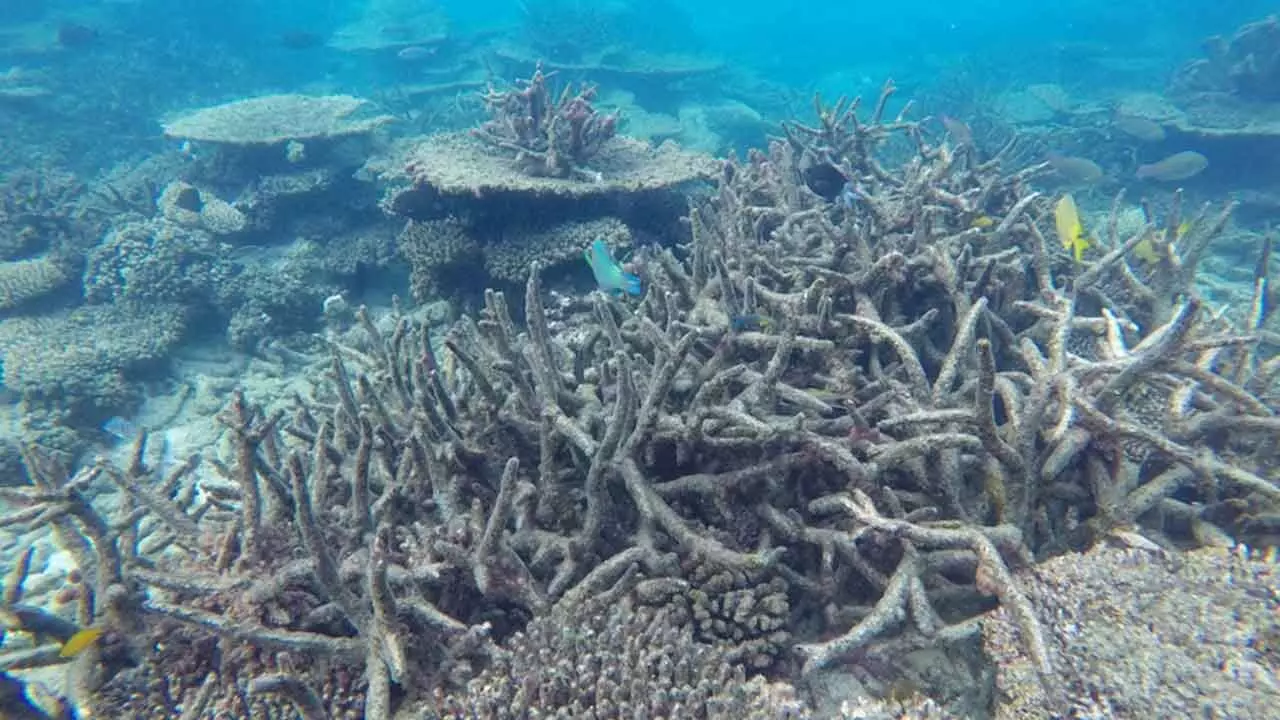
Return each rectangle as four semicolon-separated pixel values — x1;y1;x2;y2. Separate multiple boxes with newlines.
162;94;394;147
382;128;717;213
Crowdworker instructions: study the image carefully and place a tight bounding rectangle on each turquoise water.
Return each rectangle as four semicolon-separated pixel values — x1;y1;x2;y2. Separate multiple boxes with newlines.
5;2;1276;129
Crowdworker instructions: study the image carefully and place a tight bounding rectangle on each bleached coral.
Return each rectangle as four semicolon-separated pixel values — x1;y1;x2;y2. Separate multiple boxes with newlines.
473;62;619;178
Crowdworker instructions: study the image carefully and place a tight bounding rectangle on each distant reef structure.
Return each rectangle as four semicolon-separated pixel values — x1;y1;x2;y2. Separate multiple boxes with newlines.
964;15;1280;222
0;166;144;464
490;41;724;104
1156;14;1280;220
0;76;1275;719
514;0;708;70
326;0;450;54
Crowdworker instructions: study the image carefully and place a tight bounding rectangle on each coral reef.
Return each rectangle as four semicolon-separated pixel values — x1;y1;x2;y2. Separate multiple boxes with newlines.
163;94;396;194
84;186;380;352
483;216;630;284
0;168;92;262
0;303;186;404
0;301;188;460
396;215;480;300
0;256;71;311
1172;15;1280;102
83;217;235;306
1133;16;1280;192
1;83;1276;720
472;62;620;179
371;71;716;300
156;180;247;236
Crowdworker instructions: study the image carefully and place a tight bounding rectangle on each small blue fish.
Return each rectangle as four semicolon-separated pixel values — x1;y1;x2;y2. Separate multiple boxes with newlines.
102;416;140;442
584;239;642;296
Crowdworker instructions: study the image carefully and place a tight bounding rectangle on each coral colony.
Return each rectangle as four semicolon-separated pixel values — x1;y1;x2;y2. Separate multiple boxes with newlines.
1;52;1278;720
472;61;619;179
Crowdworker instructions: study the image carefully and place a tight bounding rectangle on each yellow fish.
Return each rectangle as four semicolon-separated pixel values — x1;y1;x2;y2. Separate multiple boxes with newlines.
1133;237;1161;264
58;626;103;657
970;215;995;229
0;604;103;658
1053;194;1091;262
1133;220;1191;264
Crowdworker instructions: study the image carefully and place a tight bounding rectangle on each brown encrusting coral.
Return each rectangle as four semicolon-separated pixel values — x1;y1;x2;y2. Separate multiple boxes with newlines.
1;82;1276;719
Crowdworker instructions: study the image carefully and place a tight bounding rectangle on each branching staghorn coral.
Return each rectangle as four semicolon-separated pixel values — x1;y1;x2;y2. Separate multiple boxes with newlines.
472;61;619;179
5;82;1275;718
677;84;1276;689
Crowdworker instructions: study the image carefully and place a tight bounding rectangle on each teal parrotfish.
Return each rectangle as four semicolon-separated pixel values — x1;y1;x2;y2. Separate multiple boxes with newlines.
584;239;642;296
729;313;772;332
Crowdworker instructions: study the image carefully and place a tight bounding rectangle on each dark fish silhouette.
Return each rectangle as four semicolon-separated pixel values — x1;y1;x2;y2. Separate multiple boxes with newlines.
802;161;847;201
56;22;99;48
279;30;324;50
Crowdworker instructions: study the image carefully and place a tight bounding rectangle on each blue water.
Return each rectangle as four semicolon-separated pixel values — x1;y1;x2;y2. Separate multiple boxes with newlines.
5;2;1276;133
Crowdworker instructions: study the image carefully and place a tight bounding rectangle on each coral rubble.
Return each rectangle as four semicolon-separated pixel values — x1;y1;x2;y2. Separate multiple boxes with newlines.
985;544;1279;719
2;81;1276;720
